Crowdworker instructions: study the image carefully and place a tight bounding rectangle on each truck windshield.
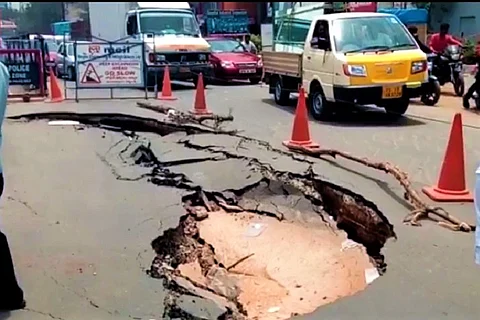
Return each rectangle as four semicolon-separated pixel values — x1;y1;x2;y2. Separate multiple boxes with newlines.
332;16;417;53
139;11;200;37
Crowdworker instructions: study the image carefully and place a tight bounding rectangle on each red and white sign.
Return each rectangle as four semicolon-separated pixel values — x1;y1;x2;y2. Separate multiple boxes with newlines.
81;63;101;84
76;42;144;88
347;2;377;12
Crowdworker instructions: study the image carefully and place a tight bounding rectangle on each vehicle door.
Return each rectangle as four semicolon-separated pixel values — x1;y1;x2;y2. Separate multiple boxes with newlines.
302;19;335;100
56;43;66;74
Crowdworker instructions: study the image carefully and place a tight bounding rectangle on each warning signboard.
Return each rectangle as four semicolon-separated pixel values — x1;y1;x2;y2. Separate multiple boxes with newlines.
81;63;101;84
75;41;144;88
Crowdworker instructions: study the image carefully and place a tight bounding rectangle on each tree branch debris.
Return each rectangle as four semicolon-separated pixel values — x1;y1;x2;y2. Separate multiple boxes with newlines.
289;147;474;232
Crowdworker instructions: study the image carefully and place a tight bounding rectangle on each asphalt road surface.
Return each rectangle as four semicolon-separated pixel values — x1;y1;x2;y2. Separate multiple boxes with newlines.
2;77;480;320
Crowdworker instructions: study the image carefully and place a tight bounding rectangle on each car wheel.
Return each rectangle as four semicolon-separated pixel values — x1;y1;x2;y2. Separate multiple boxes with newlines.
308;84;331;121
383;98;409;118
454;74;465;97
273;78;290;106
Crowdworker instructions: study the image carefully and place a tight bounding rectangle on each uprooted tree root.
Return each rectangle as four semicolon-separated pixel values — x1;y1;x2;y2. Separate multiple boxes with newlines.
291;147;475;232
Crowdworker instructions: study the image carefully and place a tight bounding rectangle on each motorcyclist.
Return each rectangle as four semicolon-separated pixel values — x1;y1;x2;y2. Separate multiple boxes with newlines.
408;26;431;54
463;42;480;108
428;23;463;54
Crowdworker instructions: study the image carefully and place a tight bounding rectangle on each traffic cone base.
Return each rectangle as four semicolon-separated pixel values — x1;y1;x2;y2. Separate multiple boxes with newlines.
158;95;177;101
422;113;473;202
282;139;320;151
190;109;213;115
283;87;319;151
422;186;473;202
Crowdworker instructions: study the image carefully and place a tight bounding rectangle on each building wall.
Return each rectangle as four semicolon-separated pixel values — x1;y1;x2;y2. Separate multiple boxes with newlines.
430;3;480;38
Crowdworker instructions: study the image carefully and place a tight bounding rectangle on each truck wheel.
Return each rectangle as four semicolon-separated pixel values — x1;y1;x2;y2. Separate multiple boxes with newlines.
308;85;331;121
274;78;290;106
383;98;409;118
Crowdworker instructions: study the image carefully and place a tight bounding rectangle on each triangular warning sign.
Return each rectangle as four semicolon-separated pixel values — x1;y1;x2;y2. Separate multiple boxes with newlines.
81;63;101;84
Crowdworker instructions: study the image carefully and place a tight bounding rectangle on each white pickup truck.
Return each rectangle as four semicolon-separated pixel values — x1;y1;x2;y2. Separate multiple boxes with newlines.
263;12;428;120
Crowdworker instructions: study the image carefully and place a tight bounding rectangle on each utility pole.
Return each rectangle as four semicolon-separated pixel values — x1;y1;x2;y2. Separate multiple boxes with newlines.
61;2;66;21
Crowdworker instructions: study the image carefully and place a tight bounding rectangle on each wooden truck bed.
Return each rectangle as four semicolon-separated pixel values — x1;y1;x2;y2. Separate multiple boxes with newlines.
262;51;303;78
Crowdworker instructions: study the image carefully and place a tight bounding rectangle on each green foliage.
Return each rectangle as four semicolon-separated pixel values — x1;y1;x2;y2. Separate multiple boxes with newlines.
463;38;476;65
13;2;64;34
250;34;262;52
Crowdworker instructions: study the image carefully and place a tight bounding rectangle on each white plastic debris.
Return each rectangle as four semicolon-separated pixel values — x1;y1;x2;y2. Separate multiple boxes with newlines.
244;223;267;237
167;109;176;117
267;306;280;313
364;268;380;285
341;239;361;251
48;120;81;126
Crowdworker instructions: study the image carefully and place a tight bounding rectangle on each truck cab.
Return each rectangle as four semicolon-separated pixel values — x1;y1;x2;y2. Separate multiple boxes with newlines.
264;12;428;119
124;2;212;86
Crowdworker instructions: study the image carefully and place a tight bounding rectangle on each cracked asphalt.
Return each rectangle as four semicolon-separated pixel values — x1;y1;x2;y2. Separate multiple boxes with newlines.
2;81;480;320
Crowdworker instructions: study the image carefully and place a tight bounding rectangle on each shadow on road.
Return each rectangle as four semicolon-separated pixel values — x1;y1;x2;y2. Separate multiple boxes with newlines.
261;98;426;128
0;311;10;319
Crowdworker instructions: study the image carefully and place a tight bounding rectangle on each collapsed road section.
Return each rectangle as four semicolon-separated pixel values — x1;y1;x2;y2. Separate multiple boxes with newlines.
10;112;396;319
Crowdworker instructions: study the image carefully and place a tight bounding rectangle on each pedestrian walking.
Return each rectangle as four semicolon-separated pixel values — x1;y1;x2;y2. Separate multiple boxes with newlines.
0;61;26;311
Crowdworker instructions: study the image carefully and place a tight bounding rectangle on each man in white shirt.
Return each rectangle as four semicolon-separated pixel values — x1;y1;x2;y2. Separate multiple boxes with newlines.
242;34;257;54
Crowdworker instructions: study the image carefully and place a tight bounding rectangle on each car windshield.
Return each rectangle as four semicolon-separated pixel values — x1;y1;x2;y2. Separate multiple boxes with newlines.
44;40;58;53
208;39;246;53
332;16;417;53
139;11;200;36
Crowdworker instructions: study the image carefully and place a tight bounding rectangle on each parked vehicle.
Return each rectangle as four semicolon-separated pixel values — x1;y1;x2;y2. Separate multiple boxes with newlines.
88;2;212;87
419;53;441;106
432;44;464;97
263;12;429;120
55;41;90;81
206;38;263;84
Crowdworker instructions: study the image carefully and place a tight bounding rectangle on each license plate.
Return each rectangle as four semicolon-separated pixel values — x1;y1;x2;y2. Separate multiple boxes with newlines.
179;67;190;73
382;86;403;99
239;69;256;74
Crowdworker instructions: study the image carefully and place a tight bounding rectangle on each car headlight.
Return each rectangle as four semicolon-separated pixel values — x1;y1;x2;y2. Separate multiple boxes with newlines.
411;60;427;74
199;54;207;61
221;61;234;68
343;64;367;77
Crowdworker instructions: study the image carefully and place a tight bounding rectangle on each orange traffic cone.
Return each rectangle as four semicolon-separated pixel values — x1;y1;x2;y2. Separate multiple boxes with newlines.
191;73;212;115
157;65;177;101
48;67;64;103
283;87;320;151
422;113;473;202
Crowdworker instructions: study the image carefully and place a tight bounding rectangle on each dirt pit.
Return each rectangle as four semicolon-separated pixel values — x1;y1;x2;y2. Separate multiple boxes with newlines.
192;209;373;319
150;202;382;320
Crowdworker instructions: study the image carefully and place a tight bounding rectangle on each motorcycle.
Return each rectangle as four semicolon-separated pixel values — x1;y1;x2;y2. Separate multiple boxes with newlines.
420;53;441;106
432;44;465;97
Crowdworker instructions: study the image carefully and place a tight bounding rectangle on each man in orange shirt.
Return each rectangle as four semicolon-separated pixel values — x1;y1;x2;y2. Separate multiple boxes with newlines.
429;23;463;53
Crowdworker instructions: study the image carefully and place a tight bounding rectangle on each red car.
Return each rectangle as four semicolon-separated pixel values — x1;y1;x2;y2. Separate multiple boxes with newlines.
206;38;263;84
